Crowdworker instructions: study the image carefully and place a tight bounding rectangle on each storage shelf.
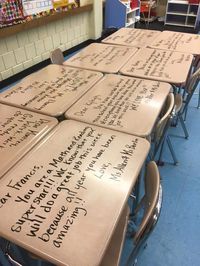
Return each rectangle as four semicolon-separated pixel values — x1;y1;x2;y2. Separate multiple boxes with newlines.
165;0;199;29
186;22;196;26
140;16;157;22
168;0;199;5
127;7;140;14
167;11;187;15
186;13;198;16
165;21;195;27
126;21;135;26
168;0;191;4
167;11;197;16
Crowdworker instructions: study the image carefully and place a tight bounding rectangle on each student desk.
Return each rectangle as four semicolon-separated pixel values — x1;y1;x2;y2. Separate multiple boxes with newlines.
0;65;103;118
63;43;138;73
120;47;193;85
102;28;161;48
149;30;200;56
65;74;171;137
0;103;57;177
0;120;150;266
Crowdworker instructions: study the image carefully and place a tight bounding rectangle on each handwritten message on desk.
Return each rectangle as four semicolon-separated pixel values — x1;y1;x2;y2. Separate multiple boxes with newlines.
0;65;103;117
120;47;193;84
63;43;138;73
66;74;171;137
0;120;149;266
102;28;160;48
149;31;200;55
0;104;57;177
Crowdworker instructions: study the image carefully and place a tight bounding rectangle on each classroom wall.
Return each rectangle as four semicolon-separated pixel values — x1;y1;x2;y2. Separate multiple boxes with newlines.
156;0;167;17
0;12;92;82
0;0;104;82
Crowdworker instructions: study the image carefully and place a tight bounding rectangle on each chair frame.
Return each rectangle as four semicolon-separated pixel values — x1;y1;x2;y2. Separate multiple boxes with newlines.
126;161;163;266
150;93;178;165
173;67;200;138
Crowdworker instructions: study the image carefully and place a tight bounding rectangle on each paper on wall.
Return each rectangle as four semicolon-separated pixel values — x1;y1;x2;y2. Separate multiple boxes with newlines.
22;0;53;15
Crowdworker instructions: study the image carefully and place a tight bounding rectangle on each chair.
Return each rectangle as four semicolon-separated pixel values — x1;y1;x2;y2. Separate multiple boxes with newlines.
50;48;64;65
150;93;177;165
126;161;162;266
172;93;188;139
192;56;200;109
100;205;130;266
173;66;200;138
0;240;23;266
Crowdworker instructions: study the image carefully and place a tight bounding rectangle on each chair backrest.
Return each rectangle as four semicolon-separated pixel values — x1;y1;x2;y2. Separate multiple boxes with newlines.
50;48;64;65
180;67;200;114
154;93;175;144
185;66;200;95
193;56;200;73
133;161;162;245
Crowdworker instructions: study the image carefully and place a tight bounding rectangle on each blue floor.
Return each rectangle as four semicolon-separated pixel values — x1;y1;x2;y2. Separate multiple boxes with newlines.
121;91;200;266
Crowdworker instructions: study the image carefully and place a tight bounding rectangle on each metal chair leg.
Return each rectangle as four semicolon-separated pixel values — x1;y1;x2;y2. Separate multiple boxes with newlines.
198;87;200;109
166;136;178;165
156;138;165;166
179;114;189;139
183;106;188;121
171;115;178;127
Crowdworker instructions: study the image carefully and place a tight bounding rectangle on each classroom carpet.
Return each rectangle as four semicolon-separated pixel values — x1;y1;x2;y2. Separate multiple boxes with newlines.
121;90;200;266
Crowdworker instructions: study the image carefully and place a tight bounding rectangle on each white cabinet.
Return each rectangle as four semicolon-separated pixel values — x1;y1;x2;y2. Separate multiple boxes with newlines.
105;0;140;28
126;3;141;27
165;0;200;29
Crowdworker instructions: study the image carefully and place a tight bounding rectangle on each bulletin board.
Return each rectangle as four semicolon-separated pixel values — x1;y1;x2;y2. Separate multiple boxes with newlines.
0;0;79;28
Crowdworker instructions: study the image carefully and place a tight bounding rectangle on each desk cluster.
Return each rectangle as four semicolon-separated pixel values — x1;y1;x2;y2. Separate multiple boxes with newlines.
0;28;199;266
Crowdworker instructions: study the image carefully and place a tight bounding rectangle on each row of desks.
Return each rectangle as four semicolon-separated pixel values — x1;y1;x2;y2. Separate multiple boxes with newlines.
102;28;200;55
0;28;199;265
0;66;171;135
62;43;193;85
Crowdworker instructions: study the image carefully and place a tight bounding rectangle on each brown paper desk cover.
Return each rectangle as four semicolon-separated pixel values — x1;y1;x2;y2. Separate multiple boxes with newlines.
149;30;200;56
0;103;57;177
120;47;193;85
65;74;171;137
0;120;150;266
63;43;138;73
0;65;103;117
102;28;161;48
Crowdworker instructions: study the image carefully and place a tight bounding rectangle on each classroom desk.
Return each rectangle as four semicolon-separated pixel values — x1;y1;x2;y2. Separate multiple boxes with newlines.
120;47;193;85
63;43;138;73
0;103;57;177
0;120;150;266
102;28;161;48
65;74;171;137
149;30;200;56
0;65;103;118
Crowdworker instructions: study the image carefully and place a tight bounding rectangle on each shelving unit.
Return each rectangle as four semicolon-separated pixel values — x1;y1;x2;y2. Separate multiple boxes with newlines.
105;0;140;28
165;0;200;29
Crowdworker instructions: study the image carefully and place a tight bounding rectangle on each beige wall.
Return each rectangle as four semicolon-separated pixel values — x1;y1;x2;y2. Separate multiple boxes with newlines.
80;0;93;5
0;1;103;82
